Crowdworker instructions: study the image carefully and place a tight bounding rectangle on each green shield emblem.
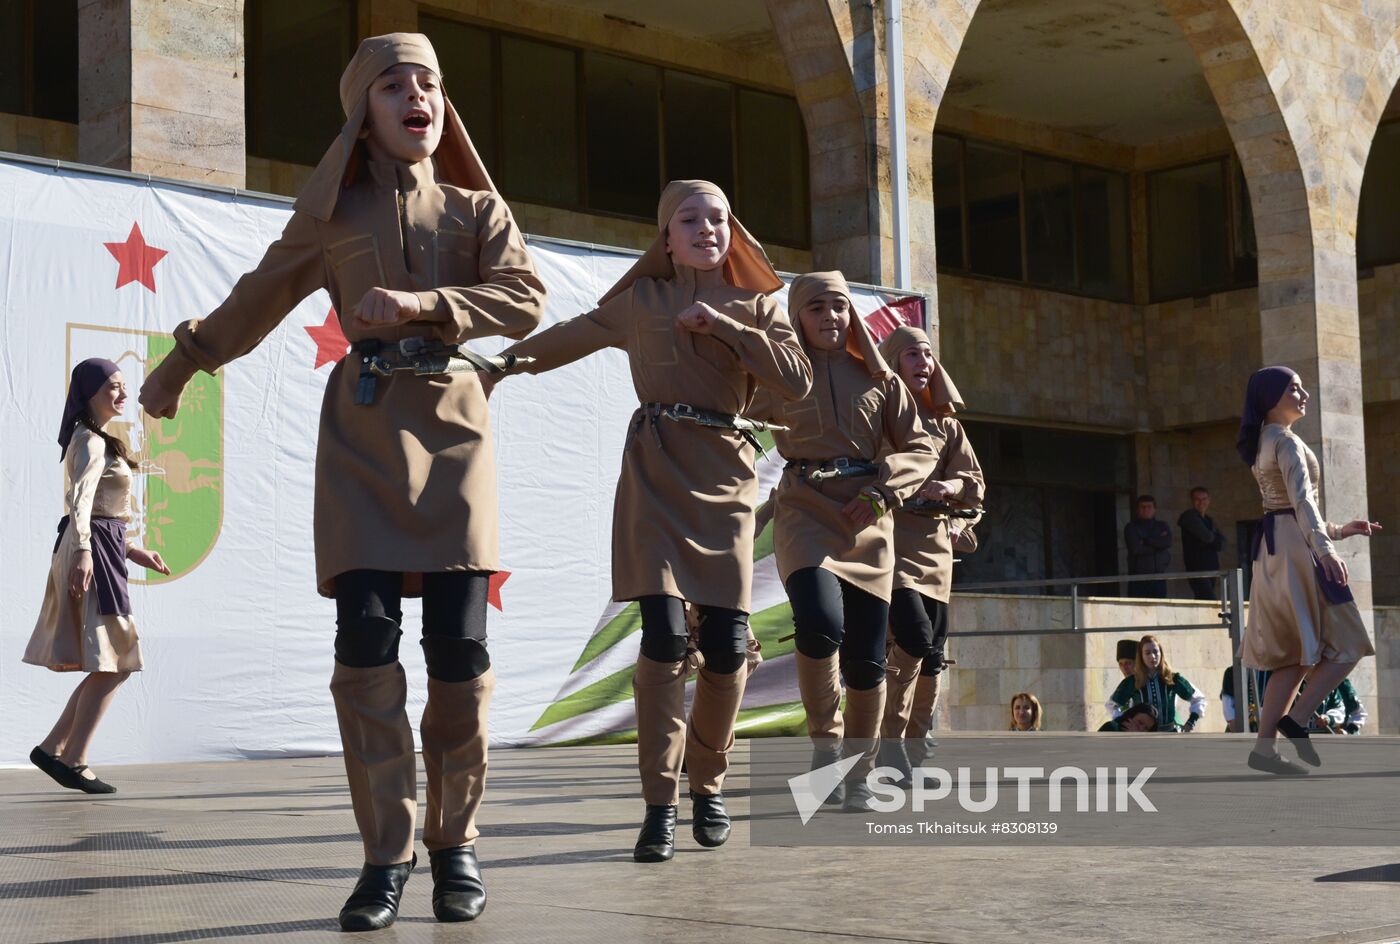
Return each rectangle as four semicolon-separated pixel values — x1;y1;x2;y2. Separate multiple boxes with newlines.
67;323;223;583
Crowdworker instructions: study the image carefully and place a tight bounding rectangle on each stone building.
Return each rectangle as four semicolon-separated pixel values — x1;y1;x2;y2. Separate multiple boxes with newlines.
4;0;1398;724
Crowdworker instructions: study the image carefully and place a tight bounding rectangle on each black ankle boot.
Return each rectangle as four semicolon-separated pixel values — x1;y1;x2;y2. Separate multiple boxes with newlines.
1277;717;1322;767
429;846;486;922
843;778;876;813
633;804;678;862
1247;749;1309;776
338;854;415;932
690;791;731;848
876;739;913;783
810;746;846;806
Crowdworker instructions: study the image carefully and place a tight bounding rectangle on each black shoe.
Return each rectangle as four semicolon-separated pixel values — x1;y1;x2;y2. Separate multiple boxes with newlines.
876;739;912;783
810;747;845;807
429;846;485;922
1247;749;1309;777
633;804;677;862
68;765;117;795
842;778;876;813
1277;717;1322;767
338;854;415;932
30;746;83;791
690;791;731;848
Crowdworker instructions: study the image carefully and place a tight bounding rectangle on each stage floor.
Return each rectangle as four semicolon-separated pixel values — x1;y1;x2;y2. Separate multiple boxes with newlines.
0;744;1396;944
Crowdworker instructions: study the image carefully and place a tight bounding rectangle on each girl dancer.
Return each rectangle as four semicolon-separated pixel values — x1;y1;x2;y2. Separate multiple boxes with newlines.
27;359;170;794
140;33;546;929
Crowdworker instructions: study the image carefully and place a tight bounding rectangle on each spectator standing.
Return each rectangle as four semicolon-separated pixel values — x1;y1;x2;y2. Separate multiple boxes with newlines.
1178;487;1227;600
1124;495;1171;598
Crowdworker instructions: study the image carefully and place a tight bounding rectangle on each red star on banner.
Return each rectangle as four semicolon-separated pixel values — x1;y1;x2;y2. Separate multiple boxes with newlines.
305;307;349;369
104;222;168;293
488;571;510;611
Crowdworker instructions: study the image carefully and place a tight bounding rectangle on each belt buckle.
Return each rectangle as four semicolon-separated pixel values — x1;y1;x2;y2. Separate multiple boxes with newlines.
671;403;698;420
832;457;851;470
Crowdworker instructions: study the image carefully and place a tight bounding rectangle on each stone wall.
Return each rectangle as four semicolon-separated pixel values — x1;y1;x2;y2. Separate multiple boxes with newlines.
937;274;1144;428
944;592;1390;734
0;116;76;161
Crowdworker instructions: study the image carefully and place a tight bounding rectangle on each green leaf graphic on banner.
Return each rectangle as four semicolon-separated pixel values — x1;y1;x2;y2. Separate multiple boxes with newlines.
571;602;642;672
141;334;223;581
530;665;635;732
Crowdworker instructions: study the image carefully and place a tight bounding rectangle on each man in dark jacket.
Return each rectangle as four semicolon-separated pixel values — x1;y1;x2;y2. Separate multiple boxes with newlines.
1124;495;1171;598
1178;486;1226;600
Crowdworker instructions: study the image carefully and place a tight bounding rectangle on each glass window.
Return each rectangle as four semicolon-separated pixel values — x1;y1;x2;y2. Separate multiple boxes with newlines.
585;52;659;218
933;133;964;269
246;0;355;167
1358;120;1400;269
1077;166;1131;300
0;0;78;122
965;142;1022;280
1024;154;1075;290
1149;160;1229;300
664;71;733;198
1230;158;1258;284
422;16;496;171
500;36;578;206
736;88;809;247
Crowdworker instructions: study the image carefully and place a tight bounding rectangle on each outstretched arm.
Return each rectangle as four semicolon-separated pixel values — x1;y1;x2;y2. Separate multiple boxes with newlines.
500;288;630;375
141;211;326;418
706;296;812;401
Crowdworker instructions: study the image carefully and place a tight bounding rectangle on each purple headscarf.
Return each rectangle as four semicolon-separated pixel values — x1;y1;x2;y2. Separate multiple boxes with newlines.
1236;366;1297;466
59;358;120;460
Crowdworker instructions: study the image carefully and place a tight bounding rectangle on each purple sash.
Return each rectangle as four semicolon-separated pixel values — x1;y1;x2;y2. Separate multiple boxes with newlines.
1252;509;1353;605
54;515;132;616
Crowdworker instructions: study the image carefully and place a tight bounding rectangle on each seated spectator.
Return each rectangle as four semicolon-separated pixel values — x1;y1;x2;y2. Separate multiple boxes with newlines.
1116;639;1137;678
1304;678;1366;735
1220;665;1269;733
1009;692;1042;732
1099;703;1159;732
1106;635;1206;732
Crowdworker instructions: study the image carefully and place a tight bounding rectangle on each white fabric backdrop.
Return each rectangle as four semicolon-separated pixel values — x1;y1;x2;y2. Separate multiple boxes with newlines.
0;156;919;766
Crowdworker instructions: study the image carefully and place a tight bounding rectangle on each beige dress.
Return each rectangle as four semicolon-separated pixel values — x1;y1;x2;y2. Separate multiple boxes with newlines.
146;158;546;596
758;348;937;601
1241;424;1373;669
503;266;812;612
25;426;142;673
892;412;985;603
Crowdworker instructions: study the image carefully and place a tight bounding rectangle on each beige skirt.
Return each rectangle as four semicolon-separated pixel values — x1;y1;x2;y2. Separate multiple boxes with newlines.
1240;514;1372;670
24;525;142;674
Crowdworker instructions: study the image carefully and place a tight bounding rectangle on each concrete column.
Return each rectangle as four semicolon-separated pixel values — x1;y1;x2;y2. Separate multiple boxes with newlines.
78;0;245;187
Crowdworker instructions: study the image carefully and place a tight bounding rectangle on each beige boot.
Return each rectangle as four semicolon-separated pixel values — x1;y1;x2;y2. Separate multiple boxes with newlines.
881;644;923;739
842;682;887;780
420;668;495;852
906;672;942;741
330;661;418;866
685;666;747;796
794;652;844;745
633;656;688;806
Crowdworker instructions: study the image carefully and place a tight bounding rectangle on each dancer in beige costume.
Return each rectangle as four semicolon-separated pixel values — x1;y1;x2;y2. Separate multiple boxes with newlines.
140;34;545;930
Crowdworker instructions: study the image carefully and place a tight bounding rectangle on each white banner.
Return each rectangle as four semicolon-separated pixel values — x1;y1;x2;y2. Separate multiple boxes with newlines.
0;156;923;766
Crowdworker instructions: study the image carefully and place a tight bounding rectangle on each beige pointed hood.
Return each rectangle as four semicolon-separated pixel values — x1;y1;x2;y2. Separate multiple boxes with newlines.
598;179;783;304
294;32;495;222
788;271;890;378
878;325;964;415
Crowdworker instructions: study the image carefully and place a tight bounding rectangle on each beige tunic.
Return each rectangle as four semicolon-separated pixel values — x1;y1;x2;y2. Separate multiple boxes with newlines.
146;158;545;595
504;266;811;612
892;412;985;602
1241;424;1373;669
26;426;142;673
758;348;937;602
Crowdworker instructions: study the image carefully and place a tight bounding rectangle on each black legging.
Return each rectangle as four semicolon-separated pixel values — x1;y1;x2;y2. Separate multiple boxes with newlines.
333;569;491;682
784;567;888;690
636;594;749;674
889;588;950;677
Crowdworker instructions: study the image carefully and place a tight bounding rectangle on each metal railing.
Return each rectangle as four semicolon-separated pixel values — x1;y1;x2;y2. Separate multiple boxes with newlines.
950;568;1253;730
